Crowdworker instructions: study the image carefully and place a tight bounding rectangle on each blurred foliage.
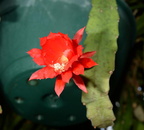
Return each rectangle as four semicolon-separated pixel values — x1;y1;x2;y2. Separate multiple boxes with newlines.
114;42;144;130
114;0;144;130
126;0;144;42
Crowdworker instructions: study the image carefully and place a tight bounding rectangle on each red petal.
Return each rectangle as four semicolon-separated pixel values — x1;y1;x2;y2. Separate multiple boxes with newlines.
80;51;96;58
41;33;73;64
61;70;72;83
73;27;85;44
27;48;42;58
29;67;57;80
65;55;78;70
40;36;47;46
72;75;87;93
27;48;46;65
76;45;83;56
63;49;74;60
72;61;84;75
80;58;98;68
32;57;45;66
55;76;66;96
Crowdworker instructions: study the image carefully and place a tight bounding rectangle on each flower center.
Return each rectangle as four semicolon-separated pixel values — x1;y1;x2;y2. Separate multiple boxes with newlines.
53;63;65;72
50;55;69;73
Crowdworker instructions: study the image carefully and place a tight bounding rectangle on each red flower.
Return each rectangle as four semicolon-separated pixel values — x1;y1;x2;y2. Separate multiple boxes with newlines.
27;27;98;96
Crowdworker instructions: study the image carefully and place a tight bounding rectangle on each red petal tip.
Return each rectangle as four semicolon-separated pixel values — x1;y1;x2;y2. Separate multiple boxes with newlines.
80;51;96;58
28;76;36;81
55;77;65;96
73;27;86;44
26;51;30;54
84;89;88;93
73;75;88;93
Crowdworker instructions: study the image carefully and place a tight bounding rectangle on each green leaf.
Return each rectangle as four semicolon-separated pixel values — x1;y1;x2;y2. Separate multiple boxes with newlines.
82;0;119;128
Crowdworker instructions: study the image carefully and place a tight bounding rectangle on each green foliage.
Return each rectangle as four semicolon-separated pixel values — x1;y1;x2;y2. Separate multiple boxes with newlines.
0;110;49;130
126;0;144;42
113;42;144;130
82;0;119;128
113;1;144;129
136;13;144;37
113;91;133;130
114;81;144;130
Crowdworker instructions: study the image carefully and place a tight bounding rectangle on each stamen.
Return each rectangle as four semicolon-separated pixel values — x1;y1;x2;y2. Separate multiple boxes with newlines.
50;55;69;72
52;63;65;72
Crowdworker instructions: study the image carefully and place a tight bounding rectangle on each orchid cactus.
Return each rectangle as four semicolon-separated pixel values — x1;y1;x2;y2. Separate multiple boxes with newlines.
27;0;119;128
27;27;98;96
